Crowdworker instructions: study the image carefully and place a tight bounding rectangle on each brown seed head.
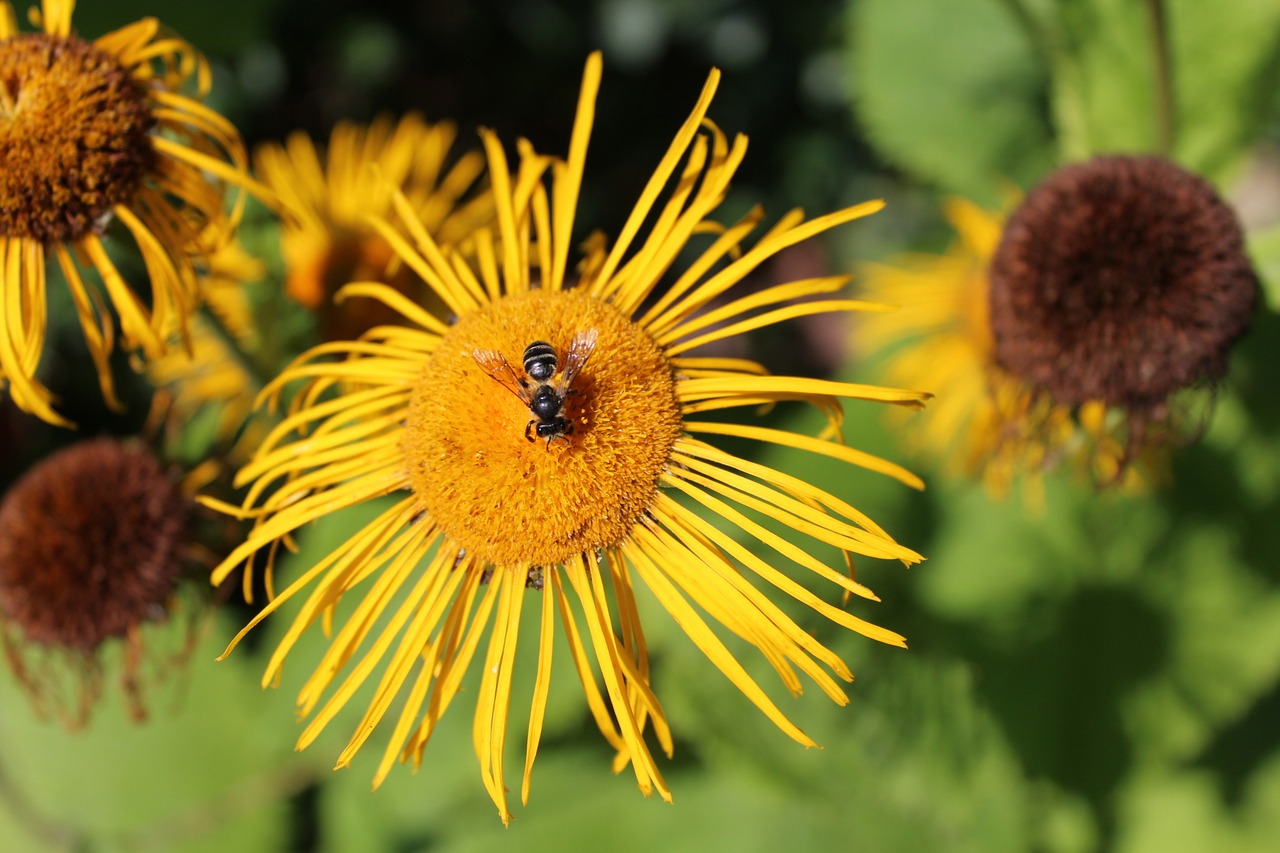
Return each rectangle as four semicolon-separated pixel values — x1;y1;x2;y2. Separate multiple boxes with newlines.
0;33;155;243
0;439;187;653
988;155;1258;409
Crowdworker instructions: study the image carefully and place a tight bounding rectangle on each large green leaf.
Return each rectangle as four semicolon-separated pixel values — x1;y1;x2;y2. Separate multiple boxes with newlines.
1050;0;1280;178
846;0;1057;202
1166;0;1280;178
0;610;305;852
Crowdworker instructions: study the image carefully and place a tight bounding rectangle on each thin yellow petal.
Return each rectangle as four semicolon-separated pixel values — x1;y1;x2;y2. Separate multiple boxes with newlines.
550;51;603;290
627;530;818;747
684;420;925;490
522;574;557;805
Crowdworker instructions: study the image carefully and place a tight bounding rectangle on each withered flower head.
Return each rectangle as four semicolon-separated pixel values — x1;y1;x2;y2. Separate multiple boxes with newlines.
0;438;189;724
989;155;1257;414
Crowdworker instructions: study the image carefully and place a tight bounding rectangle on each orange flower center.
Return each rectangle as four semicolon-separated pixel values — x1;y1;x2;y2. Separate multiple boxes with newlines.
404;289;682;568
0;33;154;242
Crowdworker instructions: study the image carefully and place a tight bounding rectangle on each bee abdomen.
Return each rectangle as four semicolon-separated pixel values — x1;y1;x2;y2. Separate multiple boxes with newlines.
523;341;558;381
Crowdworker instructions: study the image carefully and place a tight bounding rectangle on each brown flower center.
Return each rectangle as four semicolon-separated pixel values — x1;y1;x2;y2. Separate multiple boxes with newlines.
0;33;155;243
0;439;187;652
988;155;1257;408
403;289;682;568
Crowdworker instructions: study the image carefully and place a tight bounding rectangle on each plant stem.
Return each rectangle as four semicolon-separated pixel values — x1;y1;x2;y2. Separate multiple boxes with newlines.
1144;0;1175;156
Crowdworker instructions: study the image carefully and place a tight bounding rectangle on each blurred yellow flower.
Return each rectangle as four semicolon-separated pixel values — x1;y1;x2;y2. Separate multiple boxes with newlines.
0;0;264;426
255;112;492;341
210;53;926;822
147;232;267;465
857;198;1148;500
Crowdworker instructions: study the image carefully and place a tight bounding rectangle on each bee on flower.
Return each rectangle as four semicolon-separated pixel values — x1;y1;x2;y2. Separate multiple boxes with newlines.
209;53;928;823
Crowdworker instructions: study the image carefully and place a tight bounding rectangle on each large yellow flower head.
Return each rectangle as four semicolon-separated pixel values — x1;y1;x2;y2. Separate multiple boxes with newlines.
210;53;927;823
255;113;491;341
0;0;263;426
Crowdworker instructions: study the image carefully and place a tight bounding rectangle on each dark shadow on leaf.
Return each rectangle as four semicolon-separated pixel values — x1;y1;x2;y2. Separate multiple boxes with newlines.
1192;672;1280;808
945;586;1170;847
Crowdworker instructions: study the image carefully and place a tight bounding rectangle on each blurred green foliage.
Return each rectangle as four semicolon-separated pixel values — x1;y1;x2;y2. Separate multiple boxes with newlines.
2;0;1279;851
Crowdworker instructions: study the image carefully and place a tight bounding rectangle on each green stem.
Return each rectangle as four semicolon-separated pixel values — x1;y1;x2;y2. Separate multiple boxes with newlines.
996;0;1052;63
1144;0;1175;155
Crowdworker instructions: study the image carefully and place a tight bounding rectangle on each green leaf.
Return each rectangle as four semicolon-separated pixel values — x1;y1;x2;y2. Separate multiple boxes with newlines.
0;611;305;852
1049;0;1280;178
846;0;1057;202
1247;224;1280;312
1167;0;1280;179
1050;0;1156;157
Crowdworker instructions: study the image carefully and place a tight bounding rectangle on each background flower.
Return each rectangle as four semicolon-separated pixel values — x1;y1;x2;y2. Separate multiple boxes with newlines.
146;232;269;468
0;438;193;726
855;196;1171;500
255;113;492;341
0;0;265;426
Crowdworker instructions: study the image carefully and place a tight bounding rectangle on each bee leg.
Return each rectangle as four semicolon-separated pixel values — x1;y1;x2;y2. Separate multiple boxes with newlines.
525;421;537;442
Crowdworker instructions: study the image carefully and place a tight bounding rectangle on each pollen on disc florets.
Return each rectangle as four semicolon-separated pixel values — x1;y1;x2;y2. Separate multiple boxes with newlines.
404;289;682;568
988;155;1258;410
0;33;155;243
0;439;188;652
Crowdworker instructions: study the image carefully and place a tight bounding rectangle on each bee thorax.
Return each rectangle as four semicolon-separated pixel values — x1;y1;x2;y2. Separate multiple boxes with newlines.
530;386;562;419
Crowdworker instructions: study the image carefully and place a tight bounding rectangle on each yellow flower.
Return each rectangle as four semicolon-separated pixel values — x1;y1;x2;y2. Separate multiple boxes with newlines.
857;198;1149;500
210;53;927;823
147;231;267;465
0;0;265;426
255;113;491;341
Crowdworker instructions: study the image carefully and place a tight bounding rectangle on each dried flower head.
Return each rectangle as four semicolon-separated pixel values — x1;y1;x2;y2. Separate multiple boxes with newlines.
0;438;189;724
858;157;1256;497
856;199;1142;499
989;155;1257;414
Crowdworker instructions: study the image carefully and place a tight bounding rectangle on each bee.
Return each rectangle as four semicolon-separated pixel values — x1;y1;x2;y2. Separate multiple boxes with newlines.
472;329;599;447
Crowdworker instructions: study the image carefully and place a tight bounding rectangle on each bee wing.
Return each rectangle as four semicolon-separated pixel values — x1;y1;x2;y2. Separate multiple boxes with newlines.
557;328;599;389
472;348;534;405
